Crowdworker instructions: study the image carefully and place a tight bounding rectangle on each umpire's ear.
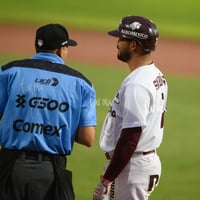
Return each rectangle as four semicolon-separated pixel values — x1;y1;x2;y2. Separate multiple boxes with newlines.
55;47;62;57
56;46;68;60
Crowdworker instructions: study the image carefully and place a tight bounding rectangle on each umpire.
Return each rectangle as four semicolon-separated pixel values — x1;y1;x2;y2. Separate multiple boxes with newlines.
0;23;96;200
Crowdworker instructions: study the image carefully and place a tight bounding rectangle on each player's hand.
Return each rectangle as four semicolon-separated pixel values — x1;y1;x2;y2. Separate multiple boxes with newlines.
93;176;111;200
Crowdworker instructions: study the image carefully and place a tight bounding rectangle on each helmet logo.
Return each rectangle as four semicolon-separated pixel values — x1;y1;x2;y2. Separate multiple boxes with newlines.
121;21;148;39
128;22;142;30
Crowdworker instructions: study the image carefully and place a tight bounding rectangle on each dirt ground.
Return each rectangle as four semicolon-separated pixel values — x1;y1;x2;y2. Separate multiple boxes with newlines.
0;23;199;77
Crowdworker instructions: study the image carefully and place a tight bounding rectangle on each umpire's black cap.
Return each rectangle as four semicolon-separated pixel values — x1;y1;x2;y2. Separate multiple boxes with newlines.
108;16;159;52
35;23;77;50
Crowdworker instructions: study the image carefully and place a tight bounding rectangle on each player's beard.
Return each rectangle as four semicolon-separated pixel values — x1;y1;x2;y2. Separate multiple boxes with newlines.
117;48;131;62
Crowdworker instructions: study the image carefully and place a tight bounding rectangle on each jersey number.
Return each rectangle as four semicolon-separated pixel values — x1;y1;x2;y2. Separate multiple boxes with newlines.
148;175;159;192
160;111;165;129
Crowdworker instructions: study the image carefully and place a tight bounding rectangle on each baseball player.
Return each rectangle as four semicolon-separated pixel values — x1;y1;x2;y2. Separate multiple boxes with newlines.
93;16;168;200
0;24;96;200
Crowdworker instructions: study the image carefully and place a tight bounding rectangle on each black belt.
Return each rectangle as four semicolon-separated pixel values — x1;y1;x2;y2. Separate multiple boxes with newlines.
17;151;51;161
105;150;155;160
142;150;155;155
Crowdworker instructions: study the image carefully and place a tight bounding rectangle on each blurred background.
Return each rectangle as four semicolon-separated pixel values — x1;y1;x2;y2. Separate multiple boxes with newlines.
0;0;200;199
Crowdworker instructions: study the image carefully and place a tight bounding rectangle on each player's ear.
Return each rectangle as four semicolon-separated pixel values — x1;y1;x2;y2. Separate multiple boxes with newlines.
129;40;137;51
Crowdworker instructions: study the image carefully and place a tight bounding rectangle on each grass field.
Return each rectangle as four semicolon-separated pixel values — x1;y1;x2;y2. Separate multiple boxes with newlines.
0;54;199;199
0;0;200;40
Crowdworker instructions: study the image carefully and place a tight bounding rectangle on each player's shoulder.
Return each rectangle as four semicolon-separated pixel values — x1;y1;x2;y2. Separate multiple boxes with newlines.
136;64;162;76
122;64;164;90
129;64;163;81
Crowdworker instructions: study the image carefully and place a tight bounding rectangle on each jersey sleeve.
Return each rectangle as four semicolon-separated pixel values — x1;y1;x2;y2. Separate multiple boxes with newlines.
79;84;96;127
120;84;151;129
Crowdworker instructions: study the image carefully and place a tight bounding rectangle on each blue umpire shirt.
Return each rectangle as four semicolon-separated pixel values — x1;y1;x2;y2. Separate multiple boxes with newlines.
0;53;96;155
